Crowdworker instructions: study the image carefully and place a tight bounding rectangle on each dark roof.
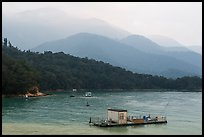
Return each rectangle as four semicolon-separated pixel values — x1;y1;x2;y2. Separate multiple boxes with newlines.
107;108;127;112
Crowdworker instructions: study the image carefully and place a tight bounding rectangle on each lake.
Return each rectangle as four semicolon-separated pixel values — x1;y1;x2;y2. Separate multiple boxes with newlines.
2;89;202;135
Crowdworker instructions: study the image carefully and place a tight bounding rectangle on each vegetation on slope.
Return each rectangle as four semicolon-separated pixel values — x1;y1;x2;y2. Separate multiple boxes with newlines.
2;38;202;95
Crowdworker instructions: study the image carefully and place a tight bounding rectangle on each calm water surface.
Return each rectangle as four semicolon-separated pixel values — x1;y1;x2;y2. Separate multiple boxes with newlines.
2;89;202;135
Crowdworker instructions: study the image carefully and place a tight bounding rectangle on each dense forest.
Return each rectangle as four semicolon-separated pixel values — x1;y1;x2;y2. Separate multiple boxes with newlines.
2;38;202;95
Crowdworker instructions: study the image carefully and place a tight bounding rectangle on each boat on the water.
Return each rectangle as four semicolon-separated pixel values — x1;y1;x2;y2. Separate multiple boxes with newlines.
89;108;167;127
85;92;92;97
72;89;77;92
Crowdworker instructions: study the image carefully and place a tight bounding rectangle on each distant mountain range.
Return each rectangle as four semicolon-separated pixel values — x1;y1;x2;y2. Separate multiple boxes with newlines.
186;45;202;55
32;33;202;78
147;34;187;48
147;35;202;55
3;8;202;78
2;8;130;50
120;35;201;70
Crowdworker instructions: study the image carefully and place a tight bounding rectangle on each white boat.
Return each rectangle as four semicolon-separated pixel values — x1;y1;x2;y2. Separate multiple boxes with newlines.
85;92;92;97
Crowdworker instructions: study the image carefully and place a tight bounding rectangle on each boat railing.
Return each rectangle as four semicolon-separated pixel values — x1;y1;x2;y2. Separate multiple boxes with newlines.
157;116;167;121
89;117;107;124
146;115;167;122
127;115;167;122
127;115;143;121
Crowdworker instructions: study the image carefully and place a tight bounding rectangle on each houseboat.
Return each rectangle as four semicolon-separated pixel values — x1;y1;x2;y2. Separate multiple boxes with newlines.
89;108;167;127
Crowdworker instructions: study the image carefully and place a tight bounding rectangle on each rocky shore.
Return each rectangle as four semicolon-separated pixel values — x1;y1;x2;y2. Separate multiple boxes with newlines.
23;91;48;97
2;86;49;98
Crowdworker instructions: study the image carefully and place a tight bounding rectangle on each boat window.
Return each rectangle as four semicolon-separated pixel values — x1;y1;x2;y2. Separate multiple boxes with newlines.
119;113;124;120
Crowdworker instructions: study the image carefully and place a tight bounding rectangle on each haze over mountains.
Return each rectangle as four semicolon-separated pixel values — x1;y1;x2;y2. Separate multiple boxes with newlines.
121;35;201;69
2;8;202;78
32;33;202;78
2;8;130;50
186;45;202;55
147;35;202;55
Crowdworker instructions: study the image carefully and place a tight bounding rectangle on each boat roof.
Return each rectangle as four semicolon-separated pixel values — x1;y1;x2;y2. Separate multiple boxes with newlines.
107;108;127;112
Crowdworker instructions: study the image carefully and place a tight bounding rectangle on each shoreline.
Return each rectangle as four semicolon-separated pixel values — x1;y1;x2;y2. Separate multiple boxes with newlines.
23;91;48;97
2;91;49;98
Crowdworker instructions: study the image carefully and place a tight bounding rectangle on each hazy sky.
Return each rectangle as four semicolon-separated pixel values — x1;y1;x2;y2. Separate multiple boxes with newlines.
2;2;202;46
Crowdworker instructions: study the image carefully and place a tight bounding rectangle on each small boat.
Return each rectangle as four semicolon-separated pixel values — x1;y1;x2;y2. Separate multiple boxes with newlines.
70;95;75;97
85;92;92;97
86;102;90;106
72;89;77;92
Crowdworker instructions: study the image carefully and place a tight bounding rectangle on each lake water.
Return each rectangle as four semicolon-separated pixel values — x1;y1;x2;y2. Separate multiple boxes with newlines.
2;89;202;135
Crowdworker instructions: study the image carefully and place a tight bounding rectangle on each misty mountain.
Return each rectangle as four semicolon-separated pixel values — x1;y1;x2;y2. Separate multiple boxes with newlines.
146;34;187;48
186;45;202;55
121;35;202;70
147;34;202;54
120;35;164;54
2;8;130;50
32;33;201;78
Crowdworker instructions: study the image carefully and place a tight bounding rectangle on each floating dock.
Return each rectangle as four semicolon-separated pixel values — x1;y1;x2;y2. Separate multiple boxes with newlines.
89;108;167;127
91;119;167;127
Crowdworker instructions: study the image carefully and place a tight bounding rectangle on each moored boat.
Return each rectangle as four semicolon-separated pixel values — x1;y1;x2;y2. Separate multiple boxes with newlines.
85;92;92;97
89;108;167;127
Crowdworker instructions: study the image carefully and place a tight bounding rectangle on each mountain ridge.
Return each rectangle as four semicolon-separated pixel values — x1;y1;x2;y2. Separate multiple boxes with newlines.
32;33;202;78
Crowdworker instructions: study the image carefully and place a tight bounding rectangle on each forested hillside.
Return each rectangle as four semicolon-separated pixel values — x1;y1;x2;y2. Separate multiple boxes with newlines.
2;38;202;95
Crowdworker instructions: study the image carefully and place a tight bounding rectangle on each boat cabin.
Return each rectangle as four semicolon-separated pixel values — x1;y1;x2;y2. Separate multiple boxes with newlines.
107;109;128;125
